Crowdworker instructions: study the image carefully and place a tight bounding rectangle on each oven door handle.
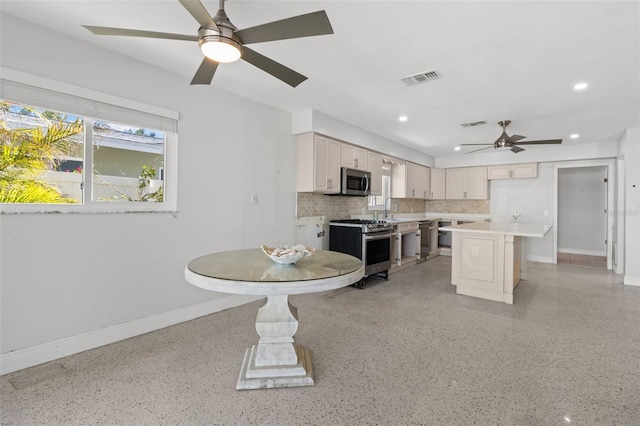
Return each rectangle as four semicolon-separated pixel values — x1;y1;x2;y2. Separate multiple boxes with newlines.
363;232;392;241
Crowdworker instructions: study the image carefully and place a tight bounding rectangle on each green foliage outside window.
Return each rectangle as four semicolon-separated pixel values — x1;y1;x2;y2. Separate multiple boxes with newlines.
0;102;82;203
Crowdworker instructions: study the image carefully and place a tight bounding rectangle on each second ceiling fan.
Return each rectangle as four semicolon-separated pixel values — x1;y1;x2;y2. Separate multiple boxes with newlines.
461;120;562;153
83;0;334;87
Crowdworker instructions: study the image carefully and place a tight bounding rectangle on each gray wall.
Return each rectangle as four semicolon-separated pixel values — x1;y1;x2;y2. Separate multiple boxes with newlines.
1;13;296;359
557;167;607;254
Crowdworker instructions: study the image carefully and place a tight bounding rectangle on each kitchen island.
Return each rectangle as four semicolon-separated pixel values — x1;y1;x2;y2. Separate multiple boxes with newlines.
439;222;551;304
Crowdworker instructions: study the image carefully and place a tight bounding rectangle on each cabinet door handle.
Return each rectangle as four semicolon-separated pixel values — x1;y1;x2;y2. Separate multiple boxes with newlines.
464;191;467;199
354;158;358;168
412;189;415;196
509;169;513;178
327;179;331;188
431;191;433;198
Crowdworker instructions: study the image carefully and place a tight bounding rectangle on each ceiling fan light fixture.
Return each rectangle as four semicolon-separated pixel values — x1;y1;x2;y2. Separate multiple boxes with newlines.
198;28;242;63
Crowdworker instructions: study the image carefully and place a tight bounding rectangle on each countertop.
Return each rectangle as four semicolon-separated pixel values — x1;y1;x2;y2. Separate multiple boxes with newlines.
350;213;491;223
439;222;552;238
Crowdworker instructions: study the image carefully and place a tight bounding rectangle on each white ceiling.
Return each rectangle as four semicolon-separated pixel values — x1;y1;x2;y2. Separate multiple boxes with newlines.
2;0;639;157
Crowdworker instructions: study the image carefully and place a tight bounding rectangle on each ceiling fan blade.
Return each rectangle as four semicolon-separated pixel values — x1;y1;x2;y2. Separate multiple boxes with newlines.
459;143;494;146
511;146;525;153
514;139;563;145
83;25;197;41
178;0;219;32
508;134;526;143
190;57;219;85
241;47;307;87
236;11;333;45
466;146;494;154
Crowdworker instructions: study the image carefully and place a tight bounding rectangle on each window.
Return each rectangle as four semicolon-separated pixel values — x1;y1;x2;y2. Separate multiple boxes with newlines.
0;74;177;213
368;165;391;211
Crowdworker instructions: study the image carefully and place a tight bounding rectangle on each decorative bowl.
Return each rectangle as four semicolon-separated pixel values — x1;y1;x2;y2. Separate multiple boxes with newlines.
261;244;316;265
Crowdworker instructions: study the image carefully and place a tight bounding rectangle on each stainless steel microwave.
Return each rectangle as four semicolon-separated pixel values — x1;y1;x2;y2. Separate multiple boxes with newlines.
341;167;371;196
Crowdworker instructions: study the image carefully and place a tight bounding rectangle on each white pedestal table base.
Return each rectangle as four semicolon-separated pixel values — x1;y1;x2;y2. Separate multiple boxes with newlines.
236;344;314;390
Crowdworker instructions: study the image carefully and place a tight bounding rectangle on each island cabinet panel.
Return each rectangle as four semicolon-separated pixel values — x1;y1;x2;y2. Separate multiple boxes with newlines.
430;168;446;199
452;233;506;303
368;151;383;196
341;144;368;170
445;167;488;199
488;163;538;180
296;133;341;194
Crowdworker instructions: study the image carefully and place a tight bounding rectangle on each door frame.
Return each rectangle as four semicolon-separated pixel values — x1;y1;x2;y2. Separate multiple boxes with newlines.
553;159;615;269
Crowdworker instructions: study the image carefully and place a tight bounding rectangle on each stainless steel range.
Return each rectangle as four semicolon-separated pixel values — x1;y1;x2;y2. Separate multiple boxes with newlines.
329;219;393;286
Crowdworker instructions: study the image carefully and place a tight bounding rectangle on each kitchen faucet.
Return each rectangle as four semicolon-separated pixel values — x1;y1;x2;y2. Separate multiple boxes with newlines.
383;197;392;219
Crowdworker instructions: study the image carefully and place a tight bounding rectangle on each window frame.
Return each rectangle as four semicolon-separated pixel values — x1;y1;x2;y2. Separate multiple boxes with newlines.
0;68;178;214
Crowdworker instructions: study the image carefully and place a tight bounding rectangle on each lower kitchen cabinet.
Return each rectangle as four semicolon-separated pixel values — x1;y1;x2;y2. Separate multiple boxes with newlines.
390;222;421;272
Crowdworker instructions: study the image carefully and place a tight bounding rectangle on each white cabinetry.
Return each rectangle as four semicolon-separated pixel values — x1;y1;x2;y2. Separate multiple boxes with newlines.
390;222;421;271
296;133;341;194
368;151;382;196
487;163;538;179
430;168;446;199
445;167;488;199
391;162;430;199
341;144;368;170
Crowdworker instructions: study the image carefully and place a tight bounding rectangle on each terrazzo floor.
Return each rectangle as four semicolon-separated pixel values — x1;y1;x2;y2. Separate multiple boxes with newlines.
1;257;639;425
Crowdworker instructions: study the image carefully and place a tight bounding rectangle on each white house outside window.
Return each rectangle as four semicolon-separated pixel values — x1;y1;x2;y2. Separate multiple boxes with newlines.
0;73;178;213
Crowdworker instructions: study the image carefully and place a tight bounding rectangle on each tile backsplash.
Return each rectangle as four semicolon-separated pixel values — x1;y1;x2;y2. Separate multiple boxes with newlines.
426;200;489;214
297;193;427;219
297;193;488;219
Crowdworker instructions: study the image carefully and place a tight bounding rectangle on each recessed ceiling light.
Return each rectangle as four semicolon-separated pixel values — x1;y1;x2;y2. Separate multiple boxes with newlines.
454;146;461;151
573;82;588;90
570;133;579;139
398;116;408;122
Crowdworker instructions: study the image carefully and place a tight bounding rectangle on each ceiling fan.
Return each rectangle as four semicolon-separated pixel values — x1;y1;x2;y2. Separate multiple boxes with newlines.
82;0;333;87
461;120;562;153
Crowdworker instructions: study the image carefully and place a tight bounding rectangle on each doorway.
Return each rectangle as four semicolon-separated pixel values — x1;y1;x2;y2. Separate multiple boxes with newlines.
553;161;614;269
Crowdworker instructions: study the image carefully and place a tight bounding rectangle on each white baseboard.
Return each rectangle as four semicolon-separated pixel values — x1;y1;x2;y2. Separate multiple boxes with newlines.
557;247;606;257
0;294;264;375
623;276;640;286
527;256;554;264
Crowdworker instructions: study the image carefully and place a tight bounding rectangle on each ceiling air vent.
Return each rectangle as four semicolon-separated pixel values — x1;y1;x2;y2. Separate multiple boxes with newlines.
460;120;487;127
401;69;442;86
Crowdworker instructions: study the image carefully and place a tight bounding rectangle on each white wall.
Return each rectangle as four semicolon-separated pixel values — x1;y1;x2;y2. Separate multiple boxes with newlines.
0;14;297;371
557;167;607;255
489;163;555;262
617;128;640;285
292;109;435;167
436;140;618;169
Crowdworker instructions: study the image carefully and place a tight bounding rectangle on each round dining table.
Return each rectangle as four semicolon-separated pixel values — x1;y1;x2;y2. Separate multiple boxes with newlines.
184;248;364;390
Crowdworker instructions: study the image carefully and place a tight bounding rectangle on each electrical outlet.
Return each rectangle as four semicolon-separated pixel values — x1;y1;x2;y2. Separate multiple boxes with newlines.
251;194;258;204
544;210;549;216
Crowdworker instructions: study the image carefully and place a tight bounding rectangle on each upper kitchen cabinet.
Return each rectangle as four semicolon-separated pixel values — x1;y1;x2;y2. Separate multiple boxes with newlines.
341;144;368;170
391;162;430;199
445;167;488;199
487;163;538;179
296;133;341;194
368;151;383;196
430;168;446;199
